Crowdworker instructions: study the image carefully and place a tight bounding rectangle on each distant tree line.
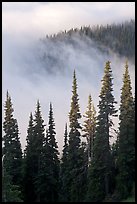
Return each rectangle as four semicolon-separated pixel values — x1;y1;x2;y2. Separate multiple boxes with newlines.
44;20;135;63
2;61;135;202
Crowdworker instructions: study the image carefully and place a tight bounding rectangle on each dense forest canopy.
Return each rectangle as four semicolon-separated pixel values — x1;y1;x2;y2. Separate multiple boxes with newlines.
40;20;135;73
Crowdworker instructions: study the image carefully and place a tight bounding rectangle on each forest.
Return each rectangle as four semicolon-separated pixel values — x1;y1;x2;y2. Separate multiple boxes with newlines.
2;61;135;202
2;20;135;202
43;20;135;66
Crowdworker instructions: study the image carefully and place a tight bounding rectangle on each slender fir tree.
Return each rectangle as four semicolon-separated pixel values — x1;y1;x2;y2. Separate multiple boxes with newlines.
23;112;35;202
62;123;68;164
2;91;23;202
24;101;45;202
67;70;86;202
116;61;135;199
83;94;96;165
87;61;117;201
39;103;60;202
60;123;69;201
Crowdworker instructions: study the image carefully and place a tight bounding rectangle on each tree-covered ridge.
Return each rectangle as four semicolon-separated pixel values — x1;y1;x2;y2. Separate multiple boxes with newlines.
45;20;135;63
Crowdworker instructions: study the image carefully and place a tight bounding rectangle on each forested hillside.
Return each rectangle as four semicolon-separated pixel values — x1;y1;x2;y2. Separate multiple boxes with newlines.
41;20;135;69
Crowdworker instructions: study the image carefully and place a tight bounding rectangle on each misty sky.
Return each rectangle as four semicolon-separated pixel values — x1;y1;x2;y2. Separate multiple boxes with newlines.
2;2;135;153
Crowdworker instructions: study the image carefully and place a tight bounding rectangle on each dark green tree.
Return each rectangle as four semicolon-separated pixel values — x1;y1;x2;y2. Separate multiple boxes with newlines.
116;61;135;199
23;112;35;202
38;103;60;202
60;123;69;201
83;94;96;165
24;101;45;202
87;61;117;201
2;91;23;201
67;70;87;202
62;123;68;164
2;167;23;202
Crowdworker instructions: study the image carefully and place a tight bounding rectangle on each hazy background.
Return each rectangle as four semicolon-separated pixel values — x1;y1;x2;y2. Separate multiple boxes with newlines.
2;2;135;154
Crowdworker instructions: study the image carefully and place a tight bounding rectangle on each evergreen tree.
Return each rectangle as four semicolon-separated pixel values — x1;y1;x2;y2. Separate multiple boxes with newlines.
83;94;96;165
24;101;45;202
60;123;69;201
23;112;35;202
67;70;86;202
2;91;23;201
62;123;68;164
87;61;117;201
116;61;135;199
2;167;23;202
38;103;60;202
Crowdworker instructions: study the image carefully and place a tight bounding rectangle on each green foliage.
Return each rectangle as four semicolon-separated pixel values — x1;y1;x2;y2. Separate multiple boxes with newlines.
86;61;117;201
83;94;96;164
24;101;45;202
2;91;23;201
116;62;135;199
46;20;135;63
37;103;60;202
2;59;135;202
60;123;69;201
2;168;23;202
65;70;88;202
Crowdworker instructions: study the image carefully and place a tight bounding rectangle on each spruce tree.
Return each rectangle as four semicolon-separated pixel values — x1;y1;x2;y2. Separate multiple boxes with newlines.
116;61;135;199
83;94;96;165
39;103;60;202
23;112;35;202
68;70;81;159
2;167;23;202
60;123;69;201
24;101;45;202
62;123;68;164
67;70;86;202
87;61;117;201
2;91;23;201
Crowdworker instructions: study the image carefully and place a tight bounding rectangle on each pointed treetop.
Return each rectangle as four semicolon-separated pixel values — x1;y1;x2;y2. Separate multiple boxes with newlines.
50;102;52;109
104;60;112;74
30;112;33;120
73;69;76;78
37;99;40;106
65;123;67;131
88;94;92;105
122;61;132;87
6;90;12;104
125;59;128;67
6;90;9;99
36;100;41;113
124;60;129;77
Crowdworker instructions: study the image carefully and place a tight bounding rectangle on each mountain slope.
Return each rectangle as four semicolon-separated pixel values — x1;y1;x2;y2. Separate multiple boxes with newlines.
39;20;134;75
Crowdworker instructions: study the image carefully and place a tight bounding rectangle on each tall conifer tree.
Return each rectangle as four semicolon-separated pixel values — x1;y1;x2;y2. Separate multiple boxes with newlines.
40;103;60;202
2;91;23;201
87;61;117;201
60;123;69;201
24;101;45;202
23;112;35;202
67;70;86;202
116;61;135;199
83;94;96;165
